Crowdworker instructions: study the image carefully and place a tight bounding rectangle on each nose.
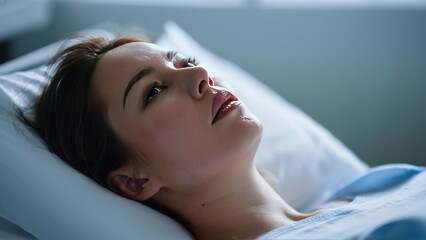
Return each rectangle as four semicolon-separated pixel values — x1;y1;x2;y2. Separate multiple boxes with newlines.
176;66;210;100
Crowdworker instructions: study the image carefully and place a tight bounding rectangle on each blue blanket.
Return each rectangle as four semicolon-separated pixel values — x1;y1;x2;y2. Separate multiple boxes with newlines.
259;164;426;240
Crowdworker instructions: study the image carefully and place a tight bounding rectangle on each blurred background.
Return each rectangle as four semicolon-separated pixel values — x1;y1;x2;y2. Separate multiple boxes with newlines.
1;0;425;167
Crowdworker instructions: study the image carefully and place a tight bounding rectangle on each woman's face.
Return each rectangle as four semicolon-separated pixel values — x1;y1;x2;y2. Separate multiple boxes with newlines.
91;42;262;193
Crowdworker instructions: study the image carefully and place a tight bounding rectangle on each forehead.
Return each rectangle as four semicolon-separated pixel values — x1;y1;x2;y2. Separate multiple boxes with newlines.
94;42;165;81
105;41;164;64
94;41;166;80
91;42;164;106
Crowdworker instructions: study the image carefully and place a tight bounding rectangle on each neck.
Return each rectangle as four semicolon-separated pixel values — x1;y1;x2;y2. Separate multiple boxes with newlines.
161;165;314;240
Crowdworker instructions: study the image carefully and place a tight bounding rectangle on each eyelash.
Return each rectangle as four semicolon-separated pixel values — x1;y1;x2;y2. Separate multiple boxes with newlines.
145;56;199;106
183;57;198;67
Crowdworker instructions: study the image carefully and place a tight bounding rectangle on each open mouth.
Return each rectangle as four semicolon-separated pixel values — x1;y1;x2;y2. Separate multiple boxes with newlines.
212;90;239;124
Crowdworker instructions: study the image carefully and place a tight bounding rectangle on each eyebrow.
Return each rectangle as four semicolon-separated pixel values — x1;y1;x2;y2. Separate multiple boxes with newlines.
122;67;155;109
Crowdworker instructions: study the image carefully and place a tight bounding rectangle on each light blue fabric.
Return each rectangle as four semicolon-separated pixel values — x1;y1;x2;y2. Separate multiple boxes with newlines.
327;164;424;202
258;164;426;240
360;218;426;240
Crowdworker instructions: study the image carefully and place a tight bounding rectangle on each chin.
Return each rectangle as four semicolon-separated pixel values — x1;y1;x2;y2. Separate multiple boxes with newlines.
241;104;263;136
234;105;263;155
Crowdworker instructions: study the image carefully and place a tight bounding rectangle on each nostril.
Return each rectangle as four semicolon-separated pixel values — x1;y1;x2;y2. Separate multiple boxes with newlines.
198;80;207;94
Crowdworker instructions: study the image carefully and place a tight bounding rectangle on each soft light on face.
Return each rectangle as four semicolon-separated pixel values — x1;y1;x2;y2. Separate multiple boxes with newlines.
91;42;262;193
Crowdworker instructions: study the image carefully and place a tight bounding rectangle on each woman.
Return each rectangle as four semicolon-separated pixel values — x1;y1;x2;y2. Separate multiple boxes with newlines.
18;36;320;239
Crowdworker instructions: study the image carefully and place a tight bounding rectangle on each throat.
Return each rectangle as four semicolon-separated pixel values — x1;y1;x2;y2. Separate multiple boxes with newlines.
193;203;308;240
180;167;314;240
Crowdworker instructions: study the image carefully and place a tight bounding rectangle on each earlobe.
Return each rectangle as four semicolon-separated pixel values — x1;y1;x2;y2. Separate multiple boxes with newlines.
107;169;161;201
134;179;162;201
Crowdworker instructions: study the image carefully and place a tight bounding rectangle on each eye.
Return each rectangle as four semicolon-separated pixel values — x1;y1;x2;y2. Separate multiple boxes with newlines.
146;85;164;105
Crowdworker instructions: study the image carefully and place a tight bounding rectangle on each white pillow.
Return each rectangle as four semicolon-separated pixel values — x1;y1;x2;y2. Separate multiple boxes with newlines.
0;22;368;239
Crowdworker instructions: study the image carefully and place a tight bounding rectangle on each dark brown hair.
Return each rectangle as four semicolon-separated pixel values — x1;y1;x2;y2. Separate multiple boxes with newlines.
17;36;143;189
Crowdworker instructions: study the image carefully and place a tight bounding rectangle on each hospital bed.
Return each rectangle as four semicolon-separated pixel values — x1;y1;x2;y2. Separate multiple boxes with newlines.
1;22;424;239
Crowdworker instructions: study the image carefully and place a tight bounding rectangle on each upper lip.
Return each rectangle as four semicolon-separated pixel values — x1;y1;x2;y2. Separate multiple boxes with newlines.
211;88;238;124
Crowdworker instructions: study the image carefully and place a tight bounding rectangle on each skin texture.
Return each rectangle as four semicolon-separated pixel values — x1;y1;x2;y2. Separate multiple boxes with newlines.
91;42;316;239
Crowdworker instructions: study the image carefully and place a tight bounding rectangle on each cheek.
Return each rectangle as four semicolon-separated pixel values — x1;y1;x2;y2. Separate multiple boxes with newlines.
139;100;214;187
142;99;205;164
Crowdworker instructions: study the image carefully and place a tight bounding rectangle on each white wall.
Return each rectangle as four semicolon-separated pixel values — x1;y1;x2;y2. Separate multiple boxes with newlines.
10;1;426;166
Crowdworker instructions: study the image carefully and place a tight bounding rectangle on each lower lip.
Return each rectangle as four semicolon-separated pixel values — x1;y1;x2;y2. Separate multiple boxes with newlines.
213;101;241;124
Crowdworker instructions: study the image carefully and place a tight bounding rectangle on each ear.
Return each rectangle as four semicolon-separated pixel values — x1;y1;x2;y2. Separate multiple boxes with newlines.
107;166;161;201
